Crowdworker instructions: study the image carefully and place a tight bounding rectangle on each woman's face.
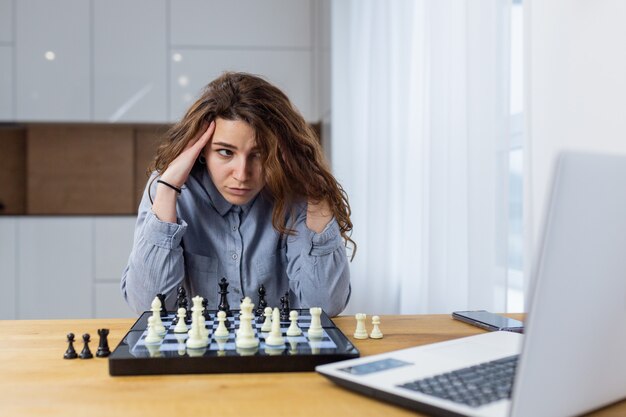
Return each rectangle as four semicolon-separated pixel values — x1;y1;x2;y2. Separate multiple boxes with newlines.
203;118;265;206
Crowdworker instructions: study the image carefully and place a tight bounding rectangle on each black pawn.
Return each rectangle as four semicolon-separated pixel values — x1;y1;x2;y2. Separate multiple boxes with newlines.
156;293;167;316
280;291;290;321
79;333;93;359
176;286;189;322
96;328;111;358
255;284;268;318
63;332;78;359
202;297;211;321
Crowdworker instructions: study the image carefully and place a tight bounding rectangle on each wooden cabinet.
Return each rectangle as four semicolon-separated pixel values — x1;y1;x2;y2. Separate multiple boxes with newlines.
0;127;26;214
27;125;135;214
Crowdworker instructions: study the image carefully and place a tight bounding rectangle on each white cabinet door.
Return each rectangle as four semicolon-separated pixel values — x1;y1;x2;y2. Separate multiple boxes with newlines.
95;282;135;318
93;0;167;122
0;46;13;120
0;217;17;319
15;0;90;121
94;216;135;281
170;49;313;121
0;0;13;43
18;217;93;319
170;0;311;48
93;217;136;318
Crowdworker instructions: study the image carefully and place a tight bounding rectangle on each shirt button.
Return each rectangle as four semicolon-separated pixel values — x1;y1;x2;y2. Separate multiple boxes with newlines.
232;253;238;260
232;225;237;231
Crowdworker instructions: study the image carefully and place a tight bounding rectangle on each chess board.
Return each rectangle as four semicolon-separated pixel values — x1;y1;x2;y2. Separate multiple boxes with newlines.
108;309;360;376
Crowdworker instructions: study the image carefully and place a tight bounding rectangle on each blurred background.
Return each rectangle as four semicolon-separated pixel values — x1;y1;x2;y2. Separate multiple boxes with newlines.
1;0;625;319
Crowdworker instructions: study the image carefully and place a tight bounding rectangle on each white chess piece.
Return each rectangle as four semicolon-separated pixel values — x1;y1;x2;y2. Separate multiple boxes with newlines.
186;298;209;349
214;310;229;337
369;315;383;339
199;315;209;339
190;295;204;320
173;308;188;333
261;306;273;332
287;337;299;354
236;297;253;337
144;316;162;344
150;297;166;335
236;297;259;349
354;313;368;339
145;342;162;358
175;333;186;356
186;319;208;349
307;307;323;339
264;308;285;346
286;310;302;336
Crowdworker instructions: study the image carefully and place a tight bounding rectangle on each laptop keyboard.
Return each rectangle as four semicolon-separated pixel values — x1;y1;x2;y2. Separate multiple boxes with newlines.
398;355;519;408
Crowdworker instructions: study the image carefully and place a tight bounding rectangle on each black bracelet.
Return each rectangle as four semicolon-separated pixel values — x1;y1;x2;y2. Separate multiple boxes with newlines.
157;179;182;194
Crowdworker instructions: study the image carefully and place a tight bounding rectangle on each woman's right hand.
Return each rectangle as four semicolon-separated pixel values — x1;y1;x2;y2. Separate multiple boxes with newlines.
152;121;215;222
160;121;215;187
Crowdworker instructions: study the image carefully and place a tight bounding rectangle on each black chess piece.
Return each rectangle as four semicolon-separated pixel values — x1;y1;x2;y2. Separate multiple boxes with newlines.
176;286;189;321
202;297;211;321
255;284;268;318
63;332;78;359
96;328;111;358
79;333;93;359
156;293;167;316
218;277;231;317
280;291;290;321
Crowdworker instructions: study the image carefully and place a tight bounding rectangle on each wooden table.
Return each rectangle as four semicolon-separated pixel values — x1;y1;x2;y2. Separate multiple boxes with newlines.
0;314;623;416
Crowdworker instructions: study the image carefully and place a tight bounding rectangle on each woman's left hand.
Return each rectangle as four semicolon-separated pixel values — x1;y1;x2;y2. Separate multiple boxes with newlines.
306;199;332;233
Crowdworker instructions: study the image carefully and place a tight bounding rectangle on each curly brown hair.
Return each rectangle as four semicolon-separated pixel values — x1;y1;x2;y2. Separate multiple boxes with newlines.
149;72;355;258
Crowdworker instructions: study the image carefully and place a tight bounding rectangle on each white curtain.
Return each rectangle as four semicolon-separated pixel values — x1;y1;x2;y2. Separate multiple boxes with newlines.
331;0;511;314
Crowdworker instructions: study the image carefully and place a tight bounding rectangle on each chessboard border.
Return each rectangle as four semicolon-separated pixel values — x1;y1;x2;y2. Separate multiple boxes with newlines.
108;309;360;376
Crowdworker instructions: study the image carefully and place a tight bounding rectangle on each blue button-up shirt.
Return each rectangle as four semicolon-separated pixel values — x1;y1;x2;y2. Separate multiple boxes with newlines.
121;164;351;317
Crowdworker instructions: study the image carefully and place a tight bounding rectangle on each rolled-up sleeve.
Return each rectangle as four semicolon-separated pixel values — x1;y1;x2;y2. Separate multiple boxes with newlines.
121;179;187;314
286;205;351;317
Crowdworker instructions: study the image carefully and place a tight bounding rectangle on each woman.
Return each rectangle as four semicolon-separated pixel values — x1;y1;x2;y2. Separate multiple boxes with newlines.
121;72;354;317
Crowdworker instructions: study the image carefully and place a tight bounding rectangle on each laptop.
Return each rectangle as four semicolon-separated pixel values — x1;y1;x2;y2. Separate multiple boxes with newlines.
317;151;626;417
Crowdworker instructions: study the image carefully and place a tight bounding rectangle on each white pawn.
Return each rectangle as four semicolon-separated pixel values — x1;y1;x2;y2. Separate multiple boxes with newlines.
354;313;368;339
307;307;323;339
369;315;383;339
150;297;166;335
144;316;162;344
214;310;229;337
264;308;285;347
286;310;302;336
173;308;188;333
261;307;273;332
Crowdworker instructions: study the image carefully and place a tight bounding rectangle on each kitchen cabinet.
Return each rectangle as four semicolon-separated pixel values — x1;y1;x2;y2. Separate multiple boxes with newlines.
93;0;167;122
0;46;13;120
0;218;17;319
15;0;90;121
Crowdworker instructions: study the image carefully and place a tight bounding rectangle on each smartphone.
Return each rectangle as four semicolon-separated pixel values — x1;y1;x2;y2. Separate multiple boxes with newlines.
452;310;524;333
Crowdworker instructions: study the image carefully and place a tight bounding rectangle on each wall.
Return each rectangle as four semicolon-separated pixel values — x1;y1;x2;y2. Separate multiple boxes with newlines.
525;1;626;289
